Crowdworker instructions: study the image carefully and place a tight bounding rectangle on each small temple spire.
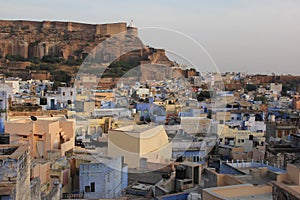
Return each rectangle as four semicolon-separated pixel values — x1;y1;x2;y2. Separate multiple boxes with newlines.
128;20;135;28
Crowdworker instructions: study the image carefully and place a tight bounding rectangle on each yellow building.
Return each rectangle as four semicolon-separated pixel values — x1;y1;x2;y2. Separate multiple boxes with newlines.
108;125;172;168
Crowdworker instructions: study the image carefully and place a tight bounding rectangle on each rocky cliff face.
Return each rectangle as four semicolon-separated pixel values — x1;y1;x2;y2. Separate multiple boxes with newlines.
0;20;172;65
0;20;130;60
0;20;173;82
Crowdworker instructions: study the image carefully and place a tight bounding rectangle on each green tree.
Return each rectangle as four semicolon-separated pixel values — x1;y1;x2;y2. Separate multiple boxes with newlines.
52;70;71;83
26;63;58;73
254;95;268;104
5;54;27;61
26;65;39;70
197;90;211;101
52;81;61;91
65;57;83;66
39;64;58;72
246;84;257;92
42;55;65;64
29;57;41;64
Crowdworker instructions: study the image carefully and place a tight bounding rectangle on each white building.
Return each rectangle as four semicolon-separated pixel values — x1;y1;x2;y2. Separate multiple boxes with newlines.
0;83;14;110
79;155;127;199
45;87;76;110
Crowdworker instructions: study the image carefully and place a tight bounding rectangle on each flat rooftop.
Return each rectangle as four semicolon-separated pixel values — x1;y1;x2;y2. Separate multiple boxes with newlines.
128;169;167;185
226;162;286;174
7;115;69;123
203;184;272;200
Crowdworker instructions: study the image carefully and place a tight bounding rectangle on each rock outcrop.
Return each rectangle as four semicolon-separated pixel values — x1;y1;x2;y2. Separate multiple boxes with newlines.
0;20;131;60
0;20;174;82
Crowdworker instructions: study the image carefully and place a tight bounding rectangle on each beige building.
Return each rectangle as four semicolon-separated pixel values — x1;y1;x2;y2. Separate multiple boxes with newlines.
294;95;300;110
180;117;212;135
31;156;73;196
31;159;51;193
217;125;265;161
215;111;231;124
202;164;300;200
0;144;31;200
5;115;75;159
202;164;274;200
218;124;265;148
273;164;300;199
50;157;72;194
76;117;116;144
203;184;272;200
270;83;282;94
108;125;172;168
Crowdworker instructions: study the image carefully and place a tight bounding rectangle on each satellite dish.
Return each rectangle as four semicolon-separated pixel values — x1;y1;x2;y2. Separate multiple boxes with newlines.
30;116;37;121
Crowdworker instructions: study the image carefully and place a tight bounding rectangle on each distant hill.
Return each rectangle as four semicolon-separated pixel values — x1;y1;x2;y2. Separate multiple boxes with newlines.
0;20;173;84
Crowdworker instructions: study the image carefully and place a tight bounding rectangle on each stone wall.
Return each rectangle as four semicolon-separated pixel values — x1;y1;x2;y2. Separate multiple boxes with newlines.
0;20;127;60
7;61;31;69
30;70;51;80
8;109;67;117
0;20;174;83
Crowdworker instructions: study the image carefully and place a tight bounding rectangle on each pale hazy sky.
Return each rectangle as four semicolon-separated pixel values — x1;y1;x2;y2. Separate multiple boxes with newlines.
1;0;300;74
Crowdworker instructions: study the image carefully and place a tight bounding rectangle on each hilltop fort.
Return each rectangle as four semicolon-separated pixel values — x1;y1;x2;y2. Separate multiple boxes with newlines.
0;20;173;82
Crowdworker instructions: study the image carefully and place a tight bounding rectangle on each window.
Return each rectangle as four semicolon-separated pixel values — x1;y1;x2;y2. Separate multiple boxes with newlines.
63;92;65;96
277;130;282;138
0;195;11;200
70;92;73;96
38;135;42;139
106;173;110;182
85;186;90;193
90;182;95;192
